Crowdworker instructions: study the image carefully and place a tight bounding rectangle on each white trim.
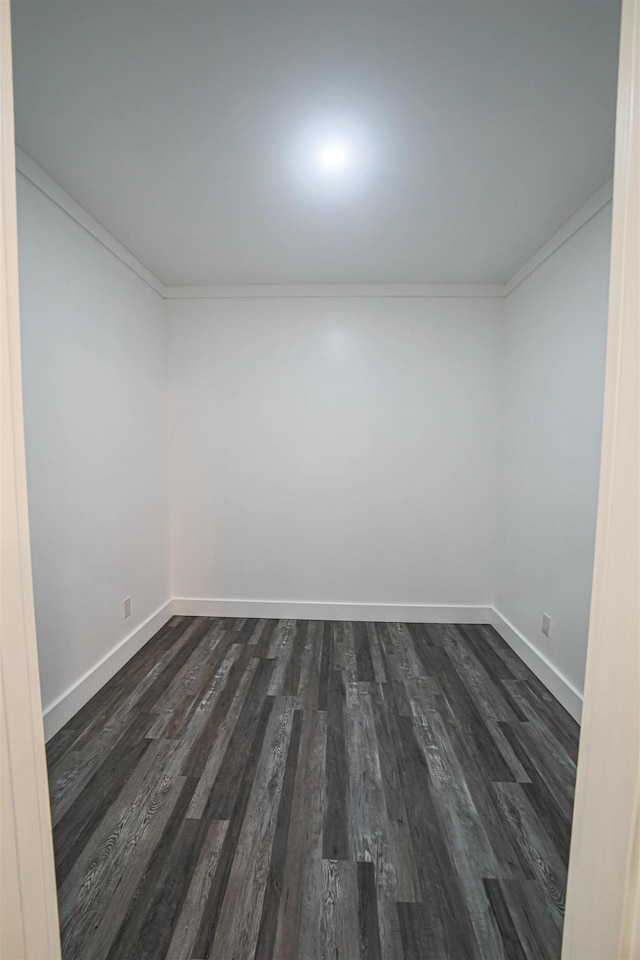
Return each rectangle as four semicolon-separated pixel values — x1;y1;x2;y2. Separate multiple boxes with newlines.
2;7;61;954
163;283;504;300
41;598;587;737
564;2;640;952
503;180;613;298
15;150;612;302
15;149;164;297
172;597;491;624
490;608;583;723
42;600;173;741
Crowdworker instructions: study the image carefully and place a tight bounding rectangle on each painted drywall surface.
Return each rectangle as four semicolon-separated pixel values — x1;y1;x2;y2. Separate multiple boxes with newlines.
496;203;612;696
17;174;170;714
167;296;501;606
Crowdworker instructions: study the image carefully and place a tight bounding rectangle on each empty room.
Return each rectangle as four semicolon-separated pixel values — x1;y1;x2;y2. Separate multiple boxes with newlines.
3;1;638;959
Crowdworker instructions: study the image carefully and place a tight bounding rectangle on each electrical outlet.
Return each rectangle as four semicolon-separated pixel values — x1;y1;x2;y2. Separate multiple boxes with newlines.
124;597;132;618
542;613;551;637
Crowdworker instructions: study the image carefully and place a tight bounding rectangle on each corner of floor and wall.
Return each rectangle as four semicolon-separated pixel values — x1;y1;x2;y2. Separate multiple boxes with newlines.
15;152;612;742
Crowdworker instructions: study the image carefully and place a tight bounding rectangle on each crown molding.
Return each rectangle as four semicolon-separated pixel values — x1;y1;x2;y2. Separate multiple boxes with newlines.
16;150;612;302
503;179;614;298
162;283;504;300
15;148;164;297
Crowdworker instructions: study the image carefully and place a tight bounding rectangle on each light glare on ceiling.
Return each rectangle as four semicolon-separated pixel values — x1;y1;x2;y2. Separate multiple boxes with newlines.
319;142;348;171
289;116;375;201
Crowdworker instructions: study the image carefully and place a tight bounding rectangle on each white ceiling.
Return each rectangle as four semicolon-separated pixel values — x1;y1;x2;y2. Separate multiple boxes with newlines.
11;1;620;287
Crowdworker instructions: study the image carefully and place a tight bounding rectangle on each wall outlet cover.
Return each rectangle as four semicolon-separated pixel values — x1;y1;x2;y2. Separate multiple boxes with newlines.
542;613;551;637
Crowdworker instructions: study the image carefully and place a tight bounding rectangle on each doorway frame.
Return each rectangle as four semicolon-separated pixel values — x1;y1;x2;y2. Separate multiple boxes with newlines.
562;0;640;956
0;1;61;956
1;2;638;957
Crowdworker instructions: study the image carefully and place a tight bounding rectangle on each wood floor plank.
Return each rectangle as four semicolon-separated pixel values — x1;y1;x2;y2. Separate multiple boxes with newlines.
482;629;579;758
521;780;573;867
498;720;576;838
45;728;78;773
235;617;261;644
456;624;518;680
252;617;279;657
499;709;577;808
125;618;215;721
254;709;303;960
483;878;528;960
58;740;186;960
453;626;530;725
316;621;331;712
409;706;508;957
49;616;577;960
186;656;258;820
273;709;327;960
376;897;406;960
320;859;361;960
48;618;212;824
198;657;276;819
295;620;323;710
55;616;189;747
370;682;421;902
181;644;254;781
492;782;567;933
165;818;229;960
266;619;296;688
397;900;467;960
499;878;564;960
281;621;307;696
354;621;376;682
392;713;481;960
432;713;535;881
392;622;436;689
433;678;530;788
146;620;224;717
375;623;413;717
346;682;396;904
406;622;452;680
436;652;518;783
322;662;350;860
190;696;275;959
171;642;243;747
366;623;388;683
440;625;525;723
146;622;231;739
53;709;154;886
410;705;504;879
210;696;296;960
358;861;383;960
341;620;360;687
103;775;202;960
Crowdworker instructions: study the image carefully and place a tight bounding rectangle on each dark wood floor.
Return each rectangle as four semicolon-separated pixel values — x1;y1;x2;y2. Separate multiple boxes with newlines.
46;616;579;960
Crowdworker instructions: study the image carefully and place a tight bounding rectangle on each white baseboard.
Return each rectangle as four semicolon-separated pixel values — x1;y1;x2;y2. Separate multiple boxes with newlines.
490;608;583;723
172;597;492;624
42;599;582;738
42;600;174;741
